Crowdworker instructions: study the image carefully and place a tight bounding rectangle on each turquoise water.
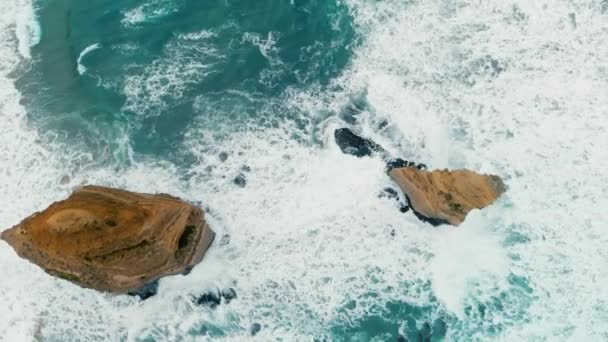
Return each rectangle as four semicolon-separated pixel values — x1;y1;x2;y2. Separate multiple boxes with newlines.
17;0;355;163
1;0;608;341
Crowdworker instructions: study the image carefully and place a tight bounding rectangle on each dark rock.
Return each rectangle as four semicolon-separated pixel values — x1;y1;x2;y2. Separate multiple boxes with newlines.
417;322;432;342
195;291;222;308
250;323;261;336
241;165;252;172
380;187;410;214
378;119;389;130
234;174;247;188
333;128;423;174
182;266;194;276
405;195;450;227
397;335;408;342
380;187;399;200
219;152;228;162
334;128;388;158
386;159;427;172
195;288;237;308
386;158;410;172
127;280;159;300
221;288;237;303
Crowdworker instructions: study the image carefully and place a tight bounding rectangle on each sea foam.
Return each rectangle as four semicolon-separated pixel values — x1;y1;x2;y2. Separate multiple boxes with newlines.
14;0;40;59
1;0;608;340
77;43;101;75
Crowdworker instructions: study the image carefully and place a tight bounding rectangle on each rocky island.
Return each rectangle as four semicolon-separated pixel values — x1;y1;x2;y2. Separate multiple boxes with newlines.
335;128;506;225
1;185;215;294
389;167;506;226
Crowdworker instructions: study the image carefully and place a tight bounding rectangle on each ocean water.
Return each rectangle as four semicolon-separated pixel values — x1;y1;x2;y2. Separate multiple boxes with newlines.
1;0;607;340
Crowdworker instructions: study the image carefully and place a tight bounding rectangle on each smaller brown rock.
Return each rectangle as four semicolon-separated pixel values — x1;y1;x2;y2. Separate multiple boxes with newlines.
389;167;506;226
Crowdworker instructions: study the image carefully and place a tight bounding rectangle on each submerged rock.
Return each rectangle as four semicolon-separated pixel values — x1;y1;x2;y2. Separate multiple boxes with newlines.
250;323;262;336
432;318;447;339
0;185;215;293
127;280;160;300
416;322;432;342
389;167;506;226
194;287;237;308
59;175;71;185
219;233;231;246
379;187;410;213
233;174;247;188
380;187;400;200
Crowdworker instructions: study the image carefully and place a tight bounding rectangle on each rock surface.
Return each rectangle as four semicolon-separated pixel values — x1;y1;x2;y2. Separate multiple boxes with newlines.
0;185;215;293
194;287;237;308
389;167;506;226
334;127;389;159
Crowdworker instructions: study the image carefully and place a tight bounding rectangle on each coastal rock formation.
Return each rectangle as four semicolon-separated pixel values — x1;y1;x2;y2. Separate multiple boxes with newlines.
0;185;215;293
333;127;506;226
389;167;506;226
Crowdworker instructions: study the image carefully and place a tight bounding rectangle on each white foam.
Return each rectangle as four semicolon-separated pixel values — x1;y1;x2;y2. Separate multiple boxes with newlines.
179;30;216;41
0;1;93;339
430;210;509;318
14;0;40;59
121;0;182;27
242;31;282;65
77;43;101;75
2;0;608;340
122;32;222;116
315;0;608;339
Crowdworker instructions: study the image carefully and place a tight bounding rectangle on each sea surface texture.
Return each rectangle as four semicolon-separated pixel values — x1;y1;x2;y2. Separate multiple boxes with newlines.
1;0;607;340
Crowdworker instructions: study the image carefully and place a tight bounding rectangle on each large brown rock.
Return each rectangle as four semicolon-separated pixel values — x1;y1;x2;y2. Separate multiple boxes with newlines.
0;185;215;293
389;167;506;226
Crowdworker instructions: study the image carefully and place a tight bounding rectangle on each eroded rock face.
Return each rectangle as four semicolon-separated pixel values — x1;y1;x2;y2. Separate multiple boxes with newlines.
0;185;215;293
389;167;506;226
